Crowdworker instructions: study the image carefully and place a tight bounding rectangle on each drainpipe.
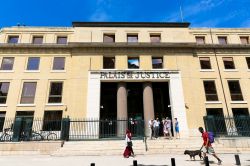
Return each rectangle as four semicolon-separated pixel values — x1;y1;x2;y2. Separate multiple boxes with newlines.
209;28;230;117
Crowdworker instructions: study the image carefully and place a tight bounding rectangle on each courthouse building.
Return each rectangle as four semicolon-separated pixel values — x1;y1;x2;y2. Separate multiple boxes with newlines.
0;22;250;137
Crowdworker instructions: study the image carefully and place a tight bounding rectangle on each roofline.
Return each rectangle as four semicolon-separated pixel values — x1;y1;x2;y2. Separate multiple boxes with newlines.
72;22;190;28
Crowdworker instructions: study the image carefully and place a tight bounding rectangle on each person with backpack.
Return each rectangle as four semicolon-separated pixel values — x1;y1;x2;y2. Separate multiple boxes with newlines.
198;127;222;165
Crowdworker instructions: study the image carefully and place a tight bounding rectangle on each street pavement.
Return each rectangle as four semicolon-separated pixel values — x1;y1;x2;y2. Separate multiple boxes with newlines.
0;154;250;166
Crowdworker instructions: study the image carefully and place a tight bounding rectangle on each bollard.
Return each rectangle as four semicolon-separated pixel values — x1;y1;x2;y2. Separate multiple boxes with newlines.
204;156;209;166
90;163;95;166
171;158;176;166
235;154;241;165
133;160;137;166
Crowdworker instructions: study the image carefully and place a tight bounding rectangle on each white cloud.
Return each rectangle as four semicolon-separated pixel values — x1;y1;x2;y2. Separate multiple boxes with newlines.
164;0;226;22
89;10;110;21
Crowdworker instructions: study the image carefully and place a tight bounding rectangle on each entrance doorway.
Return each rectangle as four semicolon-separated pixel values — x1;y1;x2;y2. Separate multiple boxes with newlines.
100;82;117;138
15;111;34;141
152;82;171;136
127;83;144;120
100;82;117;120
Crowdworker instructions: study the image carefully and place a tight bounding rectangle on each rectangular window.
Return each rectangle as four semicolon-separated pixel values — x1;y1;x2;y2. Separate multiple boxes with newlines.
0;112;6;132
16;111;34;118
48;82;63;103
8;36;19;44
103;57;115;69
53;57;65;70
128;57;139;69
127;34;138;43
43;111;62;131
152;57;163;69
232;108;249;116
240;36;249;44
20;82;37;104
246;57;250;69
27;57;40;70
0;82;10;104
196;36;205;44
206;108;224;116
223;57;235;69
32;36;43;44
57;37;67;44
103;34;115;43
200;57;212;69
0;57;14;70
150;34;161;43
218;36;227;44
228;80;243;101
203;81;218;101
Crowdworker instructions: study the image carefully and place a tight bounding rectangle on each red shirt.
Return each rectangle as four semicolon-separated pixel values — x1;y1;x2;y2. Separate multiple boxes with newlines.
202;132;211;147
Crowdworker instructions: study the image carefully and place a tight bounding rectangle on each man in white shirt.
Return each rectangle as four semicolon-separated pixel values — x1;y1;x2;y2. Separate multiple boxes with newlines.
153;118;160;139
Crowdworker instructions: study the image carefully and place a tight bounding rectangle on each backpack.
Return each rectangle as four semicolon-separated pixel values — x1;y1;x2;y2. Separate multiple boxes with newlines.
207;132;215;143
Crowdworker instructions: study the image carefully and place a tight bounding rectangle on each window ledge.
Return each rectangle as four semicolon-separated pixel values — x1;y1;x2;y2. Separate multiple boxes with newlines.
151;68;165;70
0;70;14;73
200;69;215;72
0;104;7;107
24;70;40;73
45;103;64;106
125;69;142;71
205;101;222;104
224;69;238;72
101;69;117;70
231;101;247;104
50;70;66;73
17;104;36;107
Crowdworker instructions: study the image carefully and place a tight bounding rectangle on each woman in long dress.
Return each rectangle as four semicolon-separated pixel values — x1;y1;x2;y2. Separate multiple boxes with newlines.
123;129;134;158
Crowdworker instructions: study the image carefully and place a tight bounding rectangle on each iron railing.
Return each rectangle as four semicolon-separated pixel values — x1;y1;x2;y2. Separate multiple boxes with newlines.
0;118;144;142
69;119;144;140
204;116;250;137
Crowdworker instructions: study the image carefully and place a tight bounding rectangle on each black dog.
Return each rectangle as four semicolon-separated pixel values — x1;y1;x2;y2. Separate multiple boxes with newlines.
184;150;203;160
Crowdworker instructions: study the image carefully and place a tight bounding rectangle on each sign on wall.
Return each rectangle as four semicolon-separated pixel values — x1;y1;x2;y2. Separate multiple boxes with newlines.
96;71;179;80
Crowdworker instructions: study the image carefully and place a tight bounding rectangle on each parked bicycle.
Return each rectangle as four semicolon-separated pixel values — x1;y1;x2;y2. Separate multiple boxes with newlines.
0;128;12;142
31;130;57;141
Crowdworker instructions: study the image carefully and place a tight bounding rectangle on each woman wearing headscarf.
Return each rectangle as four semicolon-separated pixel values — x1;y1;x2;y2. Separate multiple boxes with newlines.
123;129;134;158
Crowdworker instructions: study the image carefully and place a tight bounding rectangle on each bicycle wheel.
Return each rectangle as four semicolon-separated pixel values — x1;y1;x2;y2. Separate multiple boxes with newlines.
32;132;42;141
4;134;11;142
47;133;57;141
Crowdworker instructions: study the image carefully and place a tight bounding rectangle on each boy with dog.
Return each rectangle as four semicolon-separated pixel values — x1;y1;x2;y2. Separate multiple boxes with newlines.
199;127;222;165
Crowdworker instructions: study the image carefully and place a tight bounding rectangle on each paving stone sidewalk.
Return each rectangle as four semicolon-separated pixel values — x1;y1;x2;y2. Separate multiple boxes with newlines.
0;154;250;166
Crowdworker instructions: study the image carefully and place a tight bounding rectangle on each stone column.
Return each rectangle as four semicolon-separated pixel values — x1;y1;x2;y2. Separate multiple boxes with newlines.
117;82;127;137
143;82;155;137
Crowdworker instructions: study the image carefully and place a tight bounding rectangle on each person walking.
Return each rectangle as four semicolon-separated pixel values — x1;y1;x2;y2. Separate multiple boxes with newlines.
123;129;134;158
198;127;222;164
174;118;180;139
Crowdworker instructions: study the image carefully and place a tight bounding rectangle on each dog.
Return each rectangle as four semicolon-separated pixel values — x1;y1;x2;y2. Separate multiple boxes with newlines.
184;150;203;160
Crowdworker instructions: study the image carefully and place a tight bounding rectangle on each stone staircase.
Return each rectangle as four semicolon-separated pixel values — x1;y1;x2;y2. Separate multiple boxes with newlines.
0;141;62;155
52;137;250;156
1;137;250;156
52;140;145;156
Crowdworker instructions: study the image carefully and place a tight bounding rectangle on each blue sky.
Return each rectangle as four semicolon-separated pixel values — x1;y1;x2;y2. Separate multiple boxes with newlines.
0;0;249;28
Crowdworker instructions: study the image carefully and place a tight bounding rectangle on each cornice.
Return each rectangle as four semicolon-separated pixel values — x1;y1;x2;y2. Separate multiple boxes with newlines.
1;43;250;49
